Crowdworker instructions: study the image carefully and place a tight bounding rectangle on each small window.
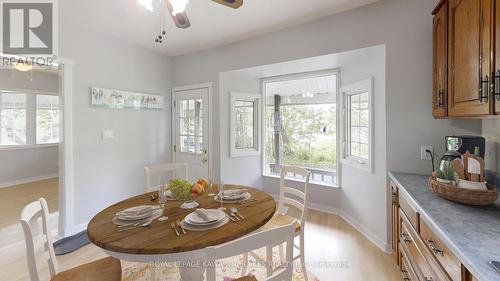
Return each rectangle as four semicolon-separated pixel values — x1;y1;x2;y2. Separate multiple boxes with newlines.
230;92;260;157
341;78;373;172
179;98;203;154
36;95;60;144
0;92;27;146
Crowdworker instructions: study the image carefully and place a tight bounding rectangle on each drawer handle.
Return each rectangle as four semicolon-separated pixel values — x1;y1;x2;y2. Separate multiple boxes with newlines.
426;239;444;256
401;232;412;243
401;269;411;281
424;278;433;281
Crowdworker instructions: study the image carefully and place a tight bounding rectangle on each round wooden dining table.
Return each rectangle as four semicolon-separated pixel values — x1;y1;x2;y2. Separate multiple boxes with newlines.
87;185;276;281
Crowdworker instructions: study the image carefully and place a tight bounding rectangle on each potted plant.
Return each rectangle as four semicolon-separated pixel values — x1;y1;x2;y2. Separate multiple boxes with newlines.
433;161;455;184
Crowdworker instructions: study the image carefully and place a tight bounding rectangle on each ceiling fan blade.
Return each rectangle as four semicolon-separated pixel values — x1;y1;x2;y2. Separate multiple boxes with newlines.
212;0;243;9
165;1;191;29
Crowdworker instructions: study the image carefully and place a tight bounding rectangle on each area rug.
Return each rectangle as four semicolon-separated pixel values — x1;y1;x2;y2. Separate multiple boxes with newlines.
122;248;320;281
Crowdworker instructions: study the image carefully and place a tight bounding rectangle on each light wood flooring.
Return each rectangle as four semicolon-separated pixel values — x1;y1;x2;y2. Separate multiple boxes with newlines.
0;180;401;281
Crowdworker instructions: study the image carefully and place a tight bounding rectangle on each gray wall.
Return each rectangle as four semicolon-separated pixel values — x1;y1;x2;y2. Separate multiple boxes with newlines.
60;23;173;226
0;70;59;186
171;0;482;248
482;120;500;173
0;146;58;186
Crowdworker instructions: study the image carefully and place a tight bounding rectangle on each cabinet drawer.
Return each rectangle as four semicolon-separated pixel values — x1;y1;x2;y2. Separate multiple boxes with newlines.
420;218;461;281
400;245;419;281
400;210;436;280
399;191;419;231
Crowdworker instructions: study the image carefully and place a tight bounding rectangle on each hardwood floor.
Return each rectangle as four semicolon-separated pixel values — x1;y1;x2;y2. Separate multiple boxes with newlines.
0;180;401;281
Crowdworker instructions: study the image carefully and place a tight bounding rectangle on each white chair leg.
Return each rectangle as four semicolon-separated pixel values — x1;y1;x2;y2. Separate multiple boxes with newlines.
266;245;273;277
241;253;249;276
278;243;285;265
300;234;308;281
149;264;156;281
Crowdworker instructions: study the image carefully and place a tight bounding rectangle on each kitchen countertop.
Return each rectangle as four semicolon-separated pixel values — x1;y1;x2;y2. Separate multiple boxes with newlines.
388;172;500;281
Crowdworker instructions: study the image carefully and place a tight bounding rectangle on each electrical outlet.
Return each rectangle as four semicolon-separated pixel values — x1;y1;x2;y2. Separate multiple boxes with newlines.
421;146;433;161
101;130;114;140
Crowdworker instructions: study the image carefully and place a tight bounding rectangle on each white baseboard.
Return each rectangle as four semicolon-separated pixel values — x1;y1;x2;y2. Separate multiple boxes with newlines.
0;173;58;189
270;193;392;254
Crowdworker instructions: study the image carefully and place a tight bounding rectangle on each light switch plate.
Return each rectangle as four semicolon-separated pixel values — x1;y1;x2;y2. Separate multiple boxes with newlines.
101;130;114;140
421;146;433;161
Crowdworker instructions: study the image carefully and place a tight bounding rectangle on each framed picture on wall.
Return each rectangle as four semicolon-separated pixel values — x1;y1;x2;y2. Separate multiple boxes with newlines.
90;87;164;111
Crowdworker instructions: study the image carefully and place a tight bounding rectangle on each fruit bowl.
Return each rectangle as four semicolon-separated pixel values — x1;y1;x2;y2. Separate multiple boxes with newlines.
168;178;208;200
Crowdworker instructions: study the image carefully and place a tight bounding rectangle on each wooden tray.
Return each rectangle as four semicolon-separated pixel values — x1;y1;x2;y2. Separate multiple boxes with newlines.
428;177;498;206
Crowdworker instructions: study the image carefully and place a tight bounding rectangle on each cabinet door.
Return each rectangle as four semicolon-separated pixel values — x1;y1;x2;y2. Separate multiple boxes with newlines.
391;182;399;264
494;0;500;114
448;0;492;116
433;2;448;118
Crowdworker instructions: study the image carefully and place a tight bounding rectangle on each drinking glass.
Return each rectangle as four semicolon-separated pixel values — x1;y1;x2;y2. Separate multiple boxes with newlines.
208;172;216;196
158;177;168;221
218;181;226;211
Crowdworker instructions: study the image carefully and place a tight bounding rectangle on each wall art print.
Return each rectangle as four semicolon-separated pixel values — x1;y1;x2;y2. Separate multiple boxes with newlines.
90;87;164;111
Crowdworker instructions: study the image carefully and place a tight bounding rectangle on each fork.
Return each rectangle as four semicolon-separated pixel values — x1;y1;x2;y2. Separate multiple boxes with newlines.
176;220;187;235
171;223;180;236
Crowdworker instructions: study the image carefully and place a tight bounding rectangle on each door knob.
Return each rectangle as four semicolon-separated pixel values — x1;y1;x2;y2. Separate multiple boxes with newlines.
202;158;208;164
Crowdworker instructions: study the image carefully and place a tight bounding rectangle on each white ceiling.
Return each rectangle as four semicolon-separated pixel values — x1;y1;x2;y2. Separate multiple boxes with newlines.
61;0;378;57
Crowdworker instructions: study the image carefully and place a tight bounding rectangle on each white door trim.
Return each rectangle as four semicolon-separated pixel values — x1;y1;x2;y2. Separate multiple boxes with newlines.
171;83;213;178
57;57;77;238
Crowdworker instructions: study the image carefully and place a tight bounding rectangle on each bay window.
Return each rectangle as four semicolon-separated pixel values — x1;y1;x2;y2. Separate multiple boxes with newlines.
263;71;339;186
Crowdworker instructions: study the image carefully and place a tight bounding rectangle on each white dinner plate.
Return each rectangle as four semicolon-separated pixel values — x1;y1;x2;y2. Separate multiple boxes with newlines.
181;216;230;231
116;205;157;216
116;208;160;221
112;209;163;226
217;190;248;200
214;193;251;203
184;209;225;225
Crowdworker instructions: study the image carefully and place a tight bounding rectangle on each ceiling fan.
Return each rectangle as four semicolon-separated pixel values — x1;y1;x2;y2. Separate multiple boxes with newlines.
167;0;244;29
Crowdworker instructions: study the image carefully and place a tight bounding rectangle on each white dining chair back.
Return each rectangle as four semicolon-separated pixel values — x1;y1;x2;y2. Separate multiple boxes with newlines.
205;223;295;281
20;198;59;281
278;165;310;227
144;162;188;192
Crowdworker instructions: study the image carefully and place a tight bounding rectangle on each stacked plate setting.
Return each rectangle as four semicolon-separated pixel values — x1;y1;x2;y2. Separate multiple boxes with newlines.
214;189;251;203
181;209;229;231
113;205;162;226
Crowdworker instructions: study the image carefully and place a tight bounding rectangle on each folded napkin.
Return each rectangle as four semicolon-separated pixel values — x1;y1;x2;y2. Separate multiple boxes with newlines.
117;205;159;216
195;208;217;222
219;189;246;197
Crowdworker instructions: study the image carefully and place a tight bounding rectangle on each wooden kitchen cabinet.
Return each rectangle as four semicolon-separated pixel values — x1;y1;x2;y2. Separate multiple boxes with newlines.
432;0;496;118
391;182;399;265
447;0;492;117
494;0;500;114
433;1;448;118
390;179;471;281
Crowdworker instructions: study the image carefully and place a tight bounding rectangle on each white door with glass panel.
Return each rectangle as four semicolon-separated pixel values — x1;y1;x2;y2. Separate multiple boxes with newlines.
173;87;209;182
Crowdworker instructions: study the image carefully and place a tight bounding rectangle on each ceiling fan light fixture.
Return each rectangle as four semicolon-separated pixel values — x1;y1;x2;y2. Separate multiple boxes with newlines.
14;61;33;72
168;0;189;16
138;0;154;12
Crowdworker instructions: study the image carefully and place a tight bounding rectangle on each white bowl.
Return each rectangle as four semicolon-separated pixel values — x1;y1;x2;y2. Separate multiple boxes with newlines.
457;179;488;191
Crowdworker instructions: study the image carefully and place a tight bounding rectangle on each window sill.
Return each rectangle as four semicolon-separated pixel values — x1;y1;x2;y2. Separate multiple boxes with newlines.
0;143;59;152
263;173;340;189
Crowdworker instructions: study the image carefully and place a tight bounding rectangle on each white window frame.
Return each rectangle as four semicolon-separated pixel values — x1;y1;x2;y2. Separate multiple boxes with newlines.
230;92;261;157
261;69;341;187
340;77;374;173
0;89;59;151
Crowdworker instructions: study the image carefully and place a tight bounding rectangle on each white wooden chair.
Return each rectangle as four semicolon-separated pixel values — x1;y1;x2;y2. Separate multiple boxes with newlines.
205;223;295;281
20;198;121;281
242;165;311;281
144;162;188;192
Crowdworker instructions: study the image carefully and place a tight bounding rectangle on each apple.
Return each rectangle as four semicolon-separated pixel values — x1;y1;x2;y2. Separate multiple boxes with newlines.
191;183;204;196
197;178;209;189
